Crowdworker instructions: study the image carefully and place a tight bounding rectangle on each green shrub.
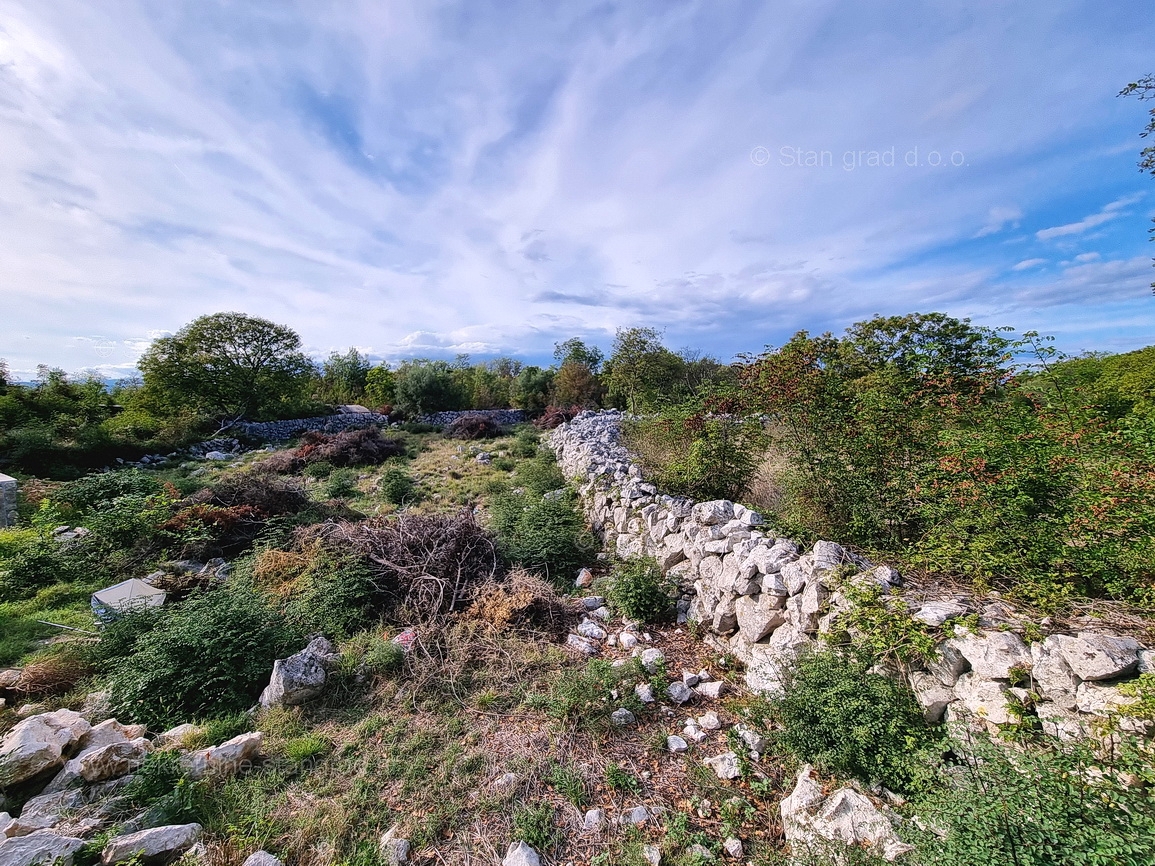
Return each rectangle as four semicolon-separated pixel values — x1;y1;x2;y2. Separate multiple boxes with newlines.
377;467;416;505
526;659;641;728
0;538;87;602
605;763;642;795
302;460;334;479
105;586;301;728
284;733;331;763
57;469;164;515
488;489;589;583
546;761;589;807
197;712;253;747
512;802;558;852
624;399;766;502
284;550;381;640
362;637;405;676
324;468;359;499
491;456;517;472
117;750;203;827
769;647;937;794
606;557;673;622
510;428;541;459
910;733;1155;866
512;455;566;495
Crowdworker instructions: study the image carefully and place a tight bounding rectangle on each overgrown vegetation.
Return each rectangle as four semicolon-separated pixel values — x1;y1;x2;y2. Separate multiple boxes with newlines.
767;647;937;794
605;557;674;623
101;586;301;728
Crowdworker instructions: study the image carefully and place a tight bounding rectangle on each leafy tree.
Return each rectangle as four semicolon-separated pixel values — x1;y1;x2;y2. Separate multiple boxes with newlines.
137;312;315;422
603;327;688;412
553;338;604;372
739;314;1010;546
1120;74;1155;291
364;363;396;409
392;359;466;415
550;337;604;407
553;361;603;407
511;365;555;413
316;348;371;405
624;389;765;501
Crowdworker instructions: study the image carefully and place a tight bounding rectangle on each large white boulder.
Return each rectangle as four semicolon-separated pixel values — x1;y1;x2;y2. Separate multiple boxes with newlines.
259;637;340;708
692;500;735;526
1055;633;1140;682
182;732;263;780
952;673;1016;726
101;823;202;864
0;710;91;787
502;840;542;866
780;765;911;862
735;594;788;643
1029;637;1078;709
948;630;1030;680
0;829;86;866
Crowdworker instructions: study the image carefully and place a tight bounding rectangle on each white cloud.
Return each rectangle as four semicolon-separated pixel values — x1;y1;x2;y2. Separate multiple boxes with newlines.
1036;194;1145;241
1012;258;1046;271
975;205;1022;238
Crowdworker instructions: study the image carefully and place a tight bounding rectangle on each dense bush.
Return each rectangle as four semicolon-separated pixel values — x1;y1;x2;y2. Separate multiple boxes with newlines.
377;467;417;505
103;586;301;728
910;733;1155;866
0;537;88;601
284;549;381;639
324;468;360;499
488;489;589;584
738;317;1155;605
605;557;672;622
56;469;165;515
769;647;937;794
740;313;1008;547
623;395;766;502
512;454;567;496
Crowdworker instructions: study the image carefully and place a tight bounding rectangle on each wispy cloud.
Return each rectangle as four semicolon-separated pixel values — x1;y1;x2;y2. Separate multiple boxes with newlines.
1012;258;1047;271
975;205;1022;238
1036;194;1145;241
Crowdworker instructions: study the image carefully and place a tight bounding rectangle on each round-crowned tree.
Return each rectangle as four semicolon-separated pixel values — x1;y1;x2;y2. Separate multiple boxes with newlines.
138;312;315;422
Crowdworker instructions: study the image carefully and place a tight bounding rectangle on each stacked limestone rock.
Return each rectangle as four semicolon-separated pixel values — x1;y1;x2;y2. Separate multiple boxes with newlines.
0;707;262;865
550;410;1154;739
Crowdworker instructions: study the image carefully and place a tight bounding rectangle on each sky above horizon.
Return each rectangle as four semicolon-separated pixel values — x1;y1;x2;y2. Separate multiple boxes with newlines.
2;0;1154;379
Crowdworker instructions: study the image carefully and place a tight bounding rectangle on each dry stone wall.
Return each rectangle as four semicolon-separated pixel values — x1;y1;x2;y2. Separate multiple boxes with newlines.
550;410;1154;738
0;473;16;528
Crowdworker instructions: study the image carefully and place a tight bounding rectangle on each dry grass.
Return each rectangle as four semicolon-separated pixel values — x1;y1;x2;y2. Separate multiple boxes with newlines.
465;569;577;637
14;646;94;698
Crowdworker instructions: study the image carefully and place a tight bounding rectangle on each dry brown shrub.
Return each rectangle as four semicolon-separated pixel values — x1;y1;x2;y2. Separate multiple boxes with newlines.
465;569;575;636
15;648;94;698
251;546;315;596
444;414;505;440
533;405;582;430
188;472;312;516
253;450;301;474
319;510;498;620
297;427;404;466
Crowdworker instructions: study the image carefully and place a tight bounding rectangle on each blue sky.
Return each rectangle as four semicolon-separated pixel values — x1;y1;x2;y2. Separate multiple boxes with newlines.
1;0;1153;378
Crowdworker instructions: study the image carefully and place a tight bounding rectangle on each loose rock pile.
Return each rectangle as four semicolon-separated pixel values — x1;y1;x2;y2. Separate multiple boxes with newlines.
0;707;263;865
